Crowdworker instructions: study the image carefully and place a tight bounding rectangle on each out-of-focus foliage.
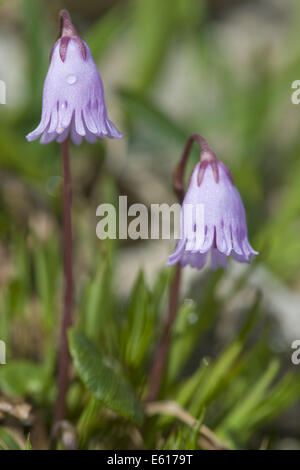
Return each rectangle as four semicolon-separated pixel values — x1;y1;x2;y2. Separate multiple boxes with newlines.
1;235;300;449
0;0;300;450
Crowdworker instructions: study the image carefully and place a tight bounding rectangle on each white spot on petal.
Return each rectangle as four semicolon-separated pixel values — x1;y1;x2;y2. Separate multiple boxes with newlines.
67;75;77;85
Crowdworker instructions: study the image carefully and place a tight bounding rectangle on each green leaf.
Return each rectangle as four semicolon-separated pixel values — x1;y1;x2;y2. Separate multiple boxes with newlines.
33;242;59;332
243;372;300;431
0;427;21;450
120;272;153;368
21;0;49;114
77;398;103;449
82;252;117;353
130;0;176;92
216;360;280;444
25;434;32;450
176;360;209;408
69;329;143;426
0;359;54;403
166;299;196;383
84;5;127;60
166;271;222;384
118;89;188;145
149;269;170;321
189;295;261;416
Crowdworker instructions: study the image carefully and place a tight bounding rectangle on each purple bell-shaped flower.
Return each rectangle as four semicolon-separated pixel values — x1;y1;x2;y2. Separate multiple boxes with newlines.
26;10;122;145
168;136;258;270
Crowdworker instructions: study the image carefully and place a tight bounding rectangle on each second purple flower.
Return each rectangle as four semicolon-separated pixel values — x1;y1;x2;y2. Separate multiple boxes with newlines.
168;137;258;270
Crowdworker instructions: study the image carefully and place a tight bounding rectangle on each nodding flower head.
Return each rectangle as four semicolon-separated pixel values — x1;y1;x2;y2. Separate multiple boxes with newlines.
26;10;122;145
168;136;258;270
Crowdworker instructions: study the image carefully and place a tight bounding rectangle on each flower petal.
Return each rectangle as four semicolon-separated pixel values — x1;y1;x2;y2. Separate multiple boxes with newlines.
75;109;86;136
181;252;207;269
106;119;123;139
223;224;233;255
216;223;227;254
48;103;59;133
83;107;98;134
40;130;57;145
26;112;51;142
167;238;186;266
71;121;83;145
200;225;214;253
211;248;228;270
56;127;69;143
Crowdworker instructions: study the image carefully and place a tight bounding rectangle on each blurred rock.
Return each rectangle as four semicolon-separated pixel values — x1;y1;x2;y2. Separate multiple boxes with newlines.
0;397;31;423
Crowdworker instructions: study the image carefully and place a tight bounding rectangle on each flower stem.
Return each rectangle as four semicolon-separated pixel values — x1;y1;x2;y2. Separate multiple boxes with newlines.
173;133;213;202
53;138;73;425
147;134;209;402
147;263;181;402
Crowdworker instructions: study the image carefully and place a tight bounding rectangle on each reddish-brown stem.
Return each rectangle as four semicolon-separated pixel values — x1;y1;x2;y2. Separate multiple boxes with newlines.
55;10;86;63
173;134;210;202
173;134;219;201
53;138;73;426
59;10;79;38
147;134;216;402
147;263;181;402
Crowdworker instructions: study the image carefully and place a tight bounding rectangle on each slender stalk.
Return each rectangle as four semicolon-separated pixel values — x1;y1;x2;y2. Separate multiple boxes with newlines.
147;263;181;402
173;133;211;203
53;138;73;425
147;134;209;402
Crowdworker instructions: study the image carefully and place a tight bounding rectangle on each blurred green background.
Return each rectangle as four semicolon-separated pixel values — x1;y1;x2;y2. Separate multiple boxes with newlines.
1;0;300;450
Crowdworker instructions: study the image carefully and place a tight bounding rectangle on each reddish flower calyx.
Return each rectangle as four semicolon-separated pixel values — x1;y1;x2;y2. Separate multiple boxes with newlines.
172;134;234;203
197;148;233;186
50;10;87;63
198;149;219;185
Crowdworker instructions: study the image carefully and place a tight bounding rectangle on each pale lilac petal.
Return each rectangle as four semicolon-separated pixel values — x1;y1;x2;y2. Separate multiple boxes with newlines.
26;33;122;145
56;127;69;143
223;224;233;256
83;107;98;134
26;112;51;142
167;238;186;266
91;104;102;134
185;233;196;251
211;248;228;270
71;122;82;145
181;252;207;269
84;128;97;144
231;251;249;263
200;225;214;253
242;239;258;259
48;103;59;133
40;129;57;145
216;224;227;254
231;224;243;256
60;105;74;130
106;119;123;139
167;158;257;271
75;109;86;136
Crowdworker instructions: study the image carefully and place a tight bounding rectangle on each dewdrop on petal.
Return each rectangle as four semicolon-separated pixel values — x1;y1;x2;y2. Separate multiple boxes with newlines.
168;140;258;270
26;10;122;145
